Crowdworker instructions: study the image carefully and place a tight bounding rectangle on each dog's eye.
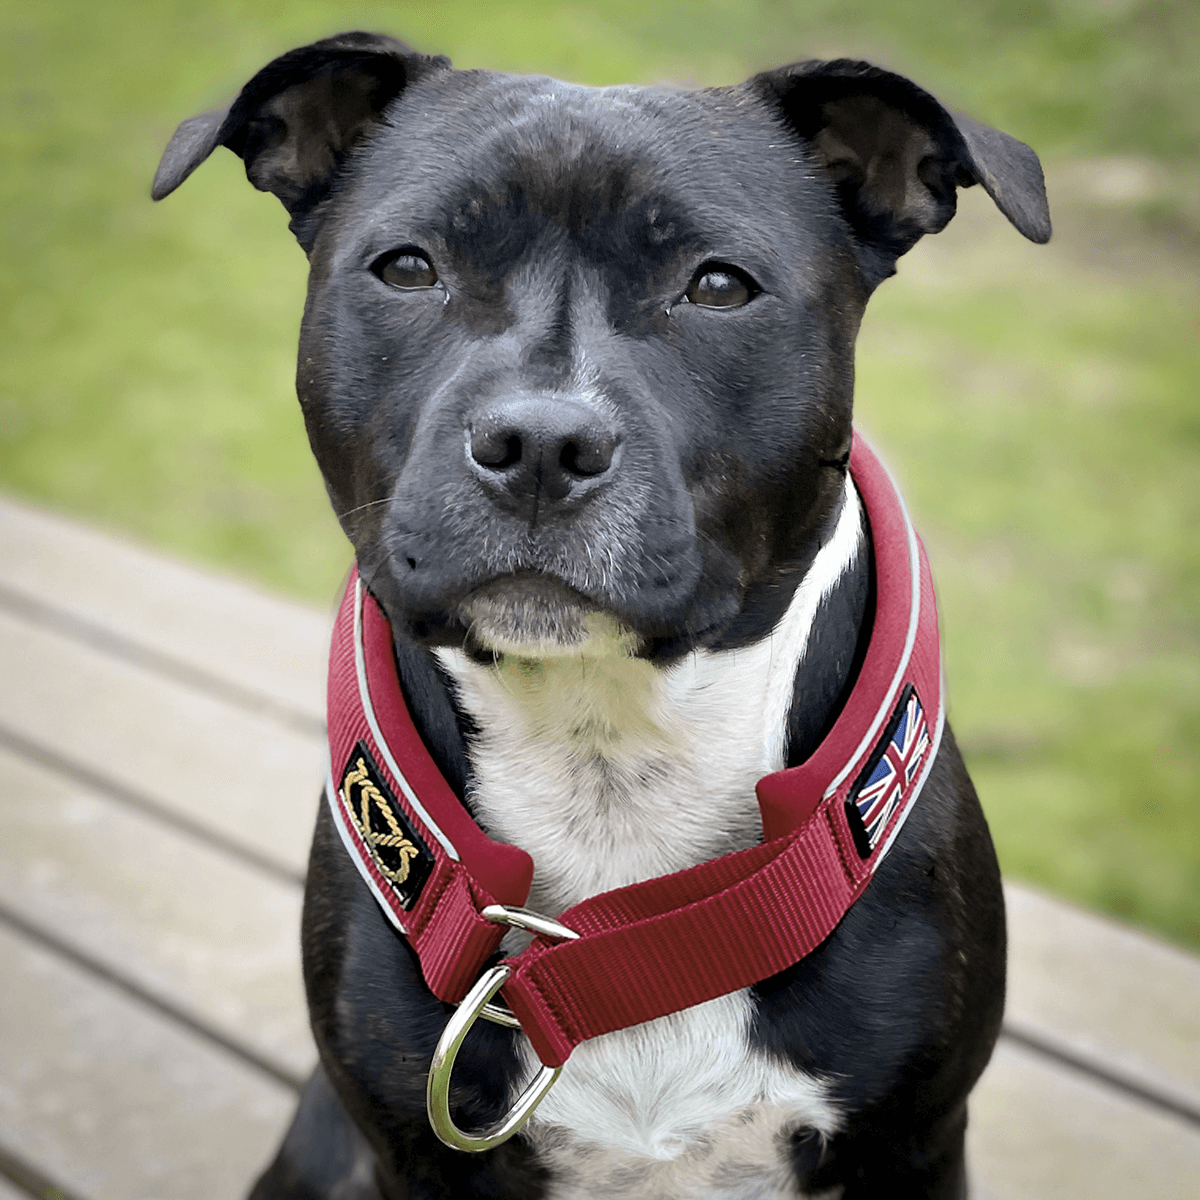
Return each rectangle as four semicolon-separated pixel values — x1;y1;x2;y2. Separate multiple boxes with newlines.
683;264;758;309
373;250;439;290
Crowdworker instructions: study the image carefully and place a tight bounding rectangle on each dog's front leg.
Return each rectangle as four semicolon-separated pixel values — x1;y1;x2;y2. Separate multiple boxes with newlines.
252;801;550;1200
808;1102;969;1200
249;1061;383;1200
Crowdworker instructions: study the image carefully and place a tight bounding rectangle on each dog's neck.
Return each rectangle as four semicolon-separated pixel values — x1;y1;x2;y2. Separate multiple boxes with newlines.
395;475;869;918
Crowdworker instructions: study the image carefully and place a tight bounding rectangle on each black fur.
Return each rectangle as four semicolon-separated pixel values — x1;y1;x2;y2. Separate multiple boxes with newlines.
156;31;1047;1199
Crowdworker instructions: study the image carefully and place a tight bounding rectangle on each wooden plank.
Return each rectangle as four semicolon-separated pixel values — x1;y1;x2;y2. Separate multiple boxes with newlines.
969;1038;1200;1200
0;495;333;726
0;747;313;1083
0;607;323;878
1005;880;1200;1116
0;921;296;1200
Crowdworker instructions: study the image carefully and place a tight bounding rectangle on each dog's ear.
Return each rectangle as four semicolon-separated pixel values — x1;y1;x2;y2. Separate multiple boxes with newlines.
152;31;449;246
753;59;1050;281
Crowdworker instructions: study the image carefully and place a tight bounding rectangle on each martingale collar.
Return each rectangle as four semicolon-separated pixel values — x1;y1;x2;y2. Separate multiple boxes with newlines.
324;431;944;1107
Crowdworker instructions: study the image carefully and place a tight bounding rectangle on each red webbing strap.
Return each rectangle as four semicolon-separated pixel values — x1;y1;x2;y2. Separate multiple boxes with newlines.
409;866;509;1002
501;807;860;1066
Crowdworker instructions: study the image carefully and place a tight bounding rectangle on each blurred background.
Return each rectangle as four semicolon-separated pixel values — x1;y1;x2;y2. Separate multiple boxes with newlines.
2;0;1197;950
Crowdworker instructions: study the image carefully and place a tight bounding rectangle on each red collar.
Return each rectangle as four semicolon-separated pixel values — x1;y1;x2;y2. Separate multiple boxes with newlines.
325;430;943;1104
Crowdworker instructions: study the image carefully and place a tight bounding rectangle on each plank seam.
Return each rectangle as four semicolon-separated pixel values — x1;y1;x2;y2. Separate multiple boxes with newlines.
1000;1020;1200;1129
0;724;305;888
0;581;325;739
0;901;305;1094
0;1136;89;1200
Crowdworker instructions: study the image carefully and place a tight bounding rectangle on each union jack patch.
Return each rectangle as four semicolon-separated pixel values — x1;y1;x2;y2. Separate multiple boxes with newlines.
845;685;931;859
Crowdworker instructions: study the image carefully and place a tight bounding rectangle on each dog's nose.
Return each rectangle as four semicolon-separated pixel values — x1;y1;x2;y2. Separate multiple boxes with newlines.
467;396;620;506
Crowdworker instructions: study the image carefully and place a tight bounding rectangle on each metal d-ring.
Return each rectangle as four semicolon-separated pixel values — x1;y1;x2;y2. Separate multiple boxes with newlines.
427;905;580;1151
427;964;561;1151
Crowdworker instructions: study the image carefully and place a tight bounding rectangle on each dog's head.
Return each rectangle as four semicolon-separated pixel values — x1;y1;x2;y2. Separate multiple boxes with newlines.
155;32;1048;662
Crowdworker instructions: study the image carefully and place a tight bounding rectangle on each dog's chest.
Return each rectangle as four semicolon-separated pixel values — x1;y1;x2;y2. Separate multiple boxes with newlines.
438;640;784;915
432;484;859;1191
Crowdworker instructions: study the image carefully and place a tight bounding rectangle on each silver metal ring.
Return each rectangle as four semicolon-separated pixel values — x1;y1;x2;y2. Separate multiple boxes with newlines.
480;903;581;943
427;965;561;1151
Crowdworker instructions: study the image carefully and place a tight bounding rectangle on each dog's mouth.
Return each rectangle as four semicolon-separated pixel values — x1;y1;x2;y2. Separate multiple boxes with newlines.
457;574;640;660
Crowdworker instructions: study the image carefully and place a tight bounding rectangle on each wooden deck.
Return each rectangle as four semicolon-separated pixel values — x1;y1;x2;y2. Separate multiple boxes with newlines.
1;493;1197;1199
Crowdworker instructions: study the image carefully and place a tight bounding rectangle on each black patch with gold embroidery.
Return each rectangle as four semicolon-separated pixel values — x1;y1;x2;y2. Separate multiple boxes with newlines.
339;741;434;909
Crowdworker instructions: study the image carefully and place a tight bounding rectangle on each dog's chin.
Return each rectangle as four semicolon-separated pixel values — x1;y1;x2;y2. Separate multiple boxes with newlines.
457;579;640;660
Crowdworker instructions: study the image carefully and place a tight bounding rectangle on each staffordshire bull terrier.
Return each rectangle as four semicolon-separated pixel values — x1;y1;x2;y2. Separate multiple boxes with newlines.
153;30;1050;1199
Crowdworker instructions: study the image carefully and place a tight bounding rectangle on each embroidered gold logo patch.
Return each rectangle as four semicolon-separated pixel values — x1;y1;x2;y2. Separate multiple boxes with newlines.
340;741;434;908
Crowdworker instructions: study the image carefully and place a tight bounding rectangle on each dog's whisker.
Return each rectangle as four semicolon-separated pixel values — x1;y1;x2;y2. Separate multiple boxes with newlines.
335;496;399;523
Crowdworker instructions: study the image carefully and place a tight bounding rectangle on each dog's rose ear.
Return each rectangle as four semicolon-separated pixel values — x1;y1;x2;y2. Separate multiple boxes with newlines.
753;59;1050;280
152;31;449;247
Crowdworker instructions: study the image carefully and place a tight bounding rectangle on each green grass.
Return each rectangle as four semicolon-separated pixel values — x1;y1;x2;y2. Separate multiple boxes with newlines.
2;0;1197;947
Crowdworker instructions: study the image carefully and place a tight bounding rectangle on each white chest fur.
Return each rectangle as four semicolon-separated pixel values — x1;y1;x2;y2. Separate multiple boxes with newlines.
434;479;862;1194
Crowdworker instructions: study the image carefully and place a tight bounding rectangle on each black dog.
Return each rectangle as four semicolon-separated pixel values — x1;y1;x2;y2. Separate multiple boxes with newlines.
155;31;1049;1199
